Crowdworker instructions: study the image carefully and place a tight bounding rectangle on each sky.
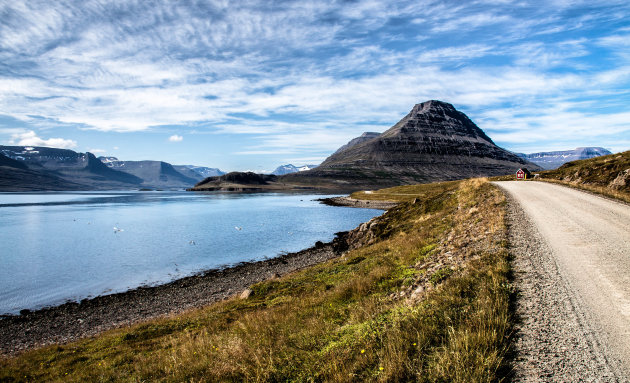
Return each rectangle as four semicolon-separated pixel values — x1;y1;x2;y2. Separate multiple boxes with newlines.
1;0;629;172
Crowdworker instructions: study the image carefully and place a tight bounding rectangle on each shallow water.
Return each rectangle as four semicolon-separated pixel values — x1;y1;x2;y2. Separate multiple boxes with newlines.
0;191;381;314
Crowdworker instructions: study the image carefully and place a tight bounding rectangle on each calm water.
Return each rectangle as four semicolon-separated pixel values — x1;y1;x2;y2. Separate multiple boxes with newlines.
0;191;381;315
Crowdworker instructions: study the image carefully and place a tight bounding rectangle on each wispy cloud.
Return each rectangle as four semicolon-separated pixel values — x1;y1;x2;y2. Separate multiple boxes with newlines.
0;0;629;168
168;134;183;142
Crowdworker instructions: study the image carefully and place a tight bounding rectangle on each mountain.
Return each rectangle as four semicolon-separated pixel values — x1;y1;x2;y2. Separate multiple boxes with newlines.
0;152;87;191
283;100;541;189
171;165;207;181
515;147;612;170
99;158;200;189
0;152;28;170
0;146;142;190
100;158;223;182
271;164;318;175
174;165;224;179
1;146;224;191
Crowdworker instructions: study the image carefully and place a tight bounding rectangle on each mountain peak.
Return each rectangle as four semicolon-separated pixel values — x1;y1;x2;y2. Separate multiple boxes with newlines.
287;100;539;188
380;99;494;144
412;99;455;113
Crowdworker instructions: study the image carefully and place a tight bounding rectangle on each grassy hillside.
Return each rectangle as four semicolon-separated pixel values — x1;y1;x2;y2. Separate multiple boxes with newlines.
538;150;630;202
1;179;513;382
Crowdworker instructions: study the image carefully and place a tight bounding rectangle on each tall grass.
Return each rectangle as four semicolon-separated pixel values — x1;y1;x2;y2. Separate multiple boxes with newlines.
1;179;513;382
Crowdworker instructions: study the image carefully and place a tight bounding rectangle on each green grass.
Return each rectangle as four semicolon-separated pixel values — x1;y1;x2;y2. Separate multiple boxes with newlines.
1;179;512;382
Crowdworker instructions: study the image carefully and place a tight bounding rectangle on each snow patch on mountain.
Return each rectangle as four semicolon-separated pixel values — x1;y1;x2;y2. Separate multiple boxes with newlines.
272;164;318;175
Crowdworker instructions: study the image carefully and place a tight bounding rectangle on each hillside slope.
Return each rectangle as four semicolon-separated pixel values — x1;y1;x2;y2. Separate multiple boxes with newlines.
0;153;87;191
539;150;630;197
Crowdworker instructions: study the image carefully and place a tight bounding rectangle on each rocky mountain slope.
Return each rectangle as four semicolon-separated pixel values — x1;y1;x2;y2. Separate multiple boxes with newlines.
516;147;611;169
0;152;86;191
0;152;28;170
331;132;380;155
284;100;540;189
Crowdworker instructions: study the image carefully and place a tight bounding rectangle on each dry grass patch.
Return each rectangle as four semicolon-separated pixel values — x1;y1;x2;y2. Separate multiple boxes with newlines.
537;178;630;204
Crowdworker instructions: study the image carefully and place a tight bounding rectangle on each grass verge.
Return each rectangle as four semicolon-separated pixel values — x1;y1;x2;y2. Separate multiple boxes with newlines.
1;179;512;382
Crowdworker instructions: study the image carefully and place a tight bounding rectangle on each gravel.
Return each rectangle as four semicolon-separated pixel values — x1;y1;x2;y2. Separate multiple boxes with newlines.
497;181;630;382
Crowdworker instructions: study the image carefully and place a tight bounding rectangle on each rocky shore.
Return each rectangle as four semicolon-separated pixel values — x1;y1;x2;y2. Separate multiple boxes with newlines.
317;196;398;210
0;233;352;356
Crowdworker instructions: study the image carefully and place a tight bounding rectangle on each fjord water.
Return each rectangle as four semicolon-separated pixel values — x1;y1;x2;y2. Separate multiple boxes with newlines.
0;191;381;315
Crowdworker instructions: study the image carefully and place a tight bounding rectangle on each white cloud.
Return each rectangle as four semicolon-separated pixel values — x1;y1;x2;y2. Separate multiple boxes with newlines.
89;148;106;153
9;130;77;149
1;0;629;162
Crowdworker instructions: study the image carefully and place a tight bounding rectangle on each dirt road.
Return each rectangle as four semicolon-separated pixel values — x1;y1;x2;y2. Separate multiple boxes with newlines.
495;181;630;382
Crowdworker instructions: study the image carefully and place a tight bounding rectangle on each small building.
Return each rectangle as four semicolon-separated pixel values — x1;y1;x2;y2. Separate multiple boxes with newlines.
516;168;532;180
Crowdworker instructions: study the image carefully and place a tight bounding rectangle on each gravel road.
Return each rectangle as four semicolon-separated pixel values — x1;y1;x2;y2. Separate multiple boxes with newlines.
495;181;630;382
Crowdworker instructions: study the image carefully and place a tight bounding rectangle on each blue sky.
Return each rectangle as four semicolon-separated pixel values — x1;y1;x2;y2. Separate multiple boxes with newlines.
1;0;629;172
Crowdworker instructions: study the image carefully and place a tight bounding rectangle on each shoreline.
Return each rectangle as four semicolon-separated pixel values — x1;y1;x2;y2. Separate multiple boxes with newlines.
317;196;398;210
0;232;352;356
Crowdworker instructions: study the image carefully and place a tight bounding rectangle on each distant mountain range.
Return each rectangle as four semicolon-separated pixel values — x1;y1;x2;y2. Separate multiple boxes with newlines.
0;146;224;191
98;157;224;188
281;100;541;189
514;147;612;169
271;164;318;175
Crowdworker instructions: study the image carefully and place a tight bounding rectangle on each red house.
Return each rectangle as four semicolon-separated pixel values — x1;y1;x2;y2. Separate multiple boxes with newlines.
516;168;531;180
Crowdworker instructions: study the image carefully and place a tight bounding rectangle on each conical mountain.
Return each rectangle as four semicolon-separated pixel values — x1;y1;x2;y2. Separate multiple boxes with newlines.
285;100;539;188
